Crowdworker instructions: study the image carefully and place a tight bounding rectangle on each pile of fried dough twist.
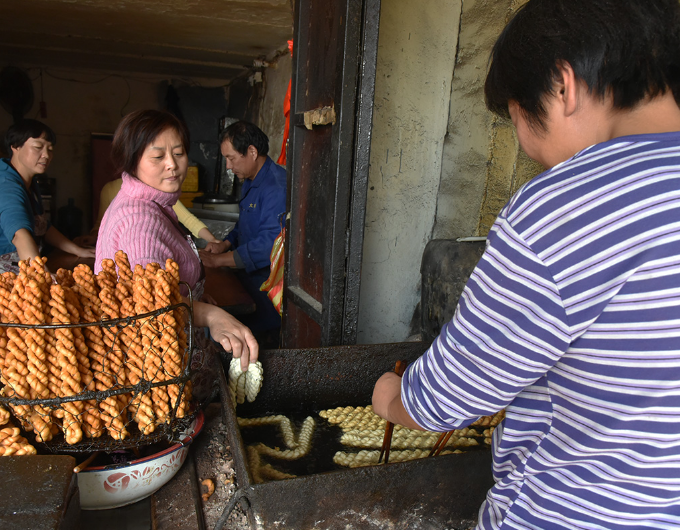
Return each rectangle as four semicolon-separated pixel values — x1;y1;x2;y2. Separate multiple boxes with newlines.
0;252;192;449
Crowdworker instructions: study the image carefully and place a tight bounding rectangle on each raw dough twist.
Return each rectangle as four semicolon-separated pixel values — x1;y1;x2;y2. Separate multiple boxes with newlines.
241;415;315;483
228;359;263;406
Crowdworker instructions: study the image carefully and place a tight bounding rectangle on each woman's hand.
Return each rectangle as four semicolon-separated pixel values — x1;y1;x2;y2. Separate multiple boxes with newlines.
203;240;231;254
194;301;258;370
72;245;96;258
198;249;236;268
44;226;95;259
73;234;97;247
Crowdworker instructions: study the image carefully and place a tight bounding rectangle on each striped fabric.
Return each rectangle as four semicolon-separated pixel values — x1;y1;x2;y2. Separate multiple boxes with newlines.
402;132;680;529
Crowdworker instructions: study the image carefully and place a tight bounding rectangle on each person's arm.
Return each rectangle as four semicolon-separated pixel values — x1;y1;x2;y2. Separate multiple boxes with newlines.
12;228;40;261
203;239;231;254
375;213;570;433
172;202;219;242
198;248;236;268
197;227;219;243
192;299;258;371
44;226;96;258
372;372;426;430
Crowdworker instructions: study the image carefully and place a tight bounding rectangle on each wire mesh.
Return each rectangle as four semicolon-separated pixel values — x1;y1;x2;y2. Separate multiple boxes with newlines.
0;286;202;453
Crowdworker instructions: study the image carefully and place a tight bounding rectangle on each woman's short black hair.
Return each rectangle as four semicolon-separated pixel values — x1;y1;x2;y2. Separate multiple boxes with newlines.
219;121;269;157
5;119;57;152
484;0;680;131
111;109;190;177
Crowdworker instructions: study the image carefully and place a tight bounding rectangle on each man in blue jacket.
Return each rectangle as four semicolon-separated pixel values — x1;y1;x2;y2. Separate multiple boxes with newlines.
200;121;286;335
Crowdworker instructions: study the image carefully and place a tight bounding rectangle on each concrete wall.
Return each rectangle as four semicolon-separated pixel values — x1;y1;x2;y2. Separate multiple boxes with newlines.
357;0;462;344
436;0;541;239
357;0;543;344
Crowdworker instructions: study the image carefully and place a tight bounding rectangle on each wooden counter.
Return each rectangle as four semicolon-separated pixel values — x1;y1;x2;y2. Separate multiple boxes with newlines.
45;249;256;316
203;266;256;315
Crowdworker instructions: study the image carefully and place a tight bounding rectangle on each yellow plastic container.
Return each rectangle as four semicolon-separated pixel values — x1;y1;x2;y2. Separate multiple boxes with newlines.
179;192;203;208
182;166;199;192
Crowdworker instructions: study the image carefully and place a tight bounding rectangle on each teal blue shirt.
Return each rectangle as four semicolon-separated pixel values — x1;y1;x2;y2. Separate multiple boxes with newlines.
0;158;46;255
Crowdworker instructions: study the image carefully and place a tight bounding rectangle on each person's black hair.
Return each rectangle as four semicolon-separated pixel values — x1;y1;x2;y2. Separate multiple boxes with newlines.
219;121;269;157
5;119;57;152
111;109;190;178
484;0;680;131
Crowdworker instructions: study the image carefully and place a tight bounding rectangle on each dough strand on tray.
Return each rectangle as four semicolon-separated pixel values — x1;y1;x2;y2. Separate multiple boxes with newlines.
320;405;503;468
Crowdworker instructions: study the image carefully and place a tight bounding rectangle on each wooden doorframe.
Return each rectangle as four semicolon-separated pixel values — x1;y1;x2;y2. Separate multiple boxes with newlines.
281;0;381;348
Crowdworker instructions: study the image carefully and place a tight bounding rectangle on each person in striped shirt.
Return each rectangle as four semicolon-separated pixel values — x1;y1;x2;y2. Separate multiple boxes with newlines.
373;1;680;528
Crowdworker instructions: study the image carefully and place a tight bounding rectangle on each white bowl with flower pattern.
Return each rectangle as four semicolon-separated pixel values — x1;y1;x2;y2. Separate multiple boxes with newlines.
77;411;204;510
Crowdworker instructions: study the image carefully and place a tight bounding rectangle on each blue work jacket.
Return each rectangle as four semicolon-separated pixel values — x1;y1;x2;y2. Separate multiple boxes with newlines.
226;157;287;273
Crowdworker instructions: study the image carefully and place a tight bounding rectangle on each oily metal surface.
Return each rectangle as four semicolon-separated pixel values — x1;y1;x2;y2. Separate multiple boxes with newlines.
221;342;495;530
236;342;430;416
0;455;80;530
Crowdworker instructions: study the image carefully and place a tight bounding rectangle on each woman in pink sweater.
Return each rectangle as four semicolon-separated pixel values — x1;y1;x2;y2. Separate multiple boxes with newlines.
96;109;257;368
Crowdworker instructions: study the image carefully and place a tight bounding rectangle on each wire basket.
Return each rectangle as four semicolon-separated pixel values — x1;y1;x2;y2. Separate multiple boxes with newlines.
0;284;202;454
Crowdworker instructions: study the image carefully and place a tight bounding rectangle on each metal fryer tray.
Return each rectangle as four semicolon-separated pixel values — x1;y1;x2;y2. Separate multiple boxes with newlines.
219;342;494;530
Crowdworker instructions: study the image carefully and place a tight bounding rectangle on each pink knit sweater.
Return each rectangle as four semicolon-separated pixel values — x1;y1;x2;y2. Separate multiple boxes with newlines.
95;173;202;290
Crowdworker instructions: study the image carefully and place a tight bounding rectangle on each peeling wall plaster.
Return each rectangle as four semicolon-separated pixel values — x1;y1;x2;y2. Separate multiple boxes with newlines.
259;52;292;161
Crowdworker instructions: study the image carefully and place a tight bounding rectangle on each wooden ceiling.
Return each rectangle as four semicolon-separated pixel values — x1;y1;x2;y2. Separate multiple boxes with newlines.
0;0;294;82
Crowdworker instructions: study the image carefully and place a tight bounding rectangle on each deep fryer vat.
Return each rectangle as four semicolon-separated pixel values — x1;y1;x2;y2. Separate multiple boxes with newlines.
219;342;495;530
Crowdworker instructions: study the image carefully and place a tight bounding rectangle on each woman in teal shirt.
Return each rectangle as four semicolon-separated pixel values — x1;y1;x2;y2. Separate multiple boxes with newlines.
0;120;93;272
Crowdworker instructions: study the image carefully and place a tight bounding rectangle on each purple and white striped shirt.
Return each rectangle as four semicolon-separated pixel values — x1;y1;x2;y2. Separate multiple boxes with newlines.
402;131;680;529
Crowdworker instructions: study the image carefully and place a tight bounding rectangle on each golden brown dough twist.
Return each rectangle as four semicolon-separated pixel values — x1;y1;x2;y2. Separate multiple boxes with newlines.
14;275;55;440
97;286;130;439
115;277;155;435
0;425;36;455
1;279;32;422
154;270;186;418
63;285;103;438
96;259;117;292
55;268;75;288
73;264;101;319
114;251;133;286
133;273;170;423
164;259;188;365
49;285;84;444
98;287;125;384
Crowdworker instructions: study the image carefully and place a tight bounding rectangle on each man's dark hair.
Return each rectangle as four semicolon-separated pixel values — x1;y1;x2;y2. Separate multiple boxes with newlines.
111;109;190;177
5;119;57;152
484;0;680;131
219;121;269;157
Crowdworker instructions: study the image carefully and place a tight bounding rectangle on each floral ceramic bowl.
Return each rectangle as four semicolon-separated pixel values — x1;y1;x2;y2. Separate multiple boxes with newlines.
77;411;205;510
